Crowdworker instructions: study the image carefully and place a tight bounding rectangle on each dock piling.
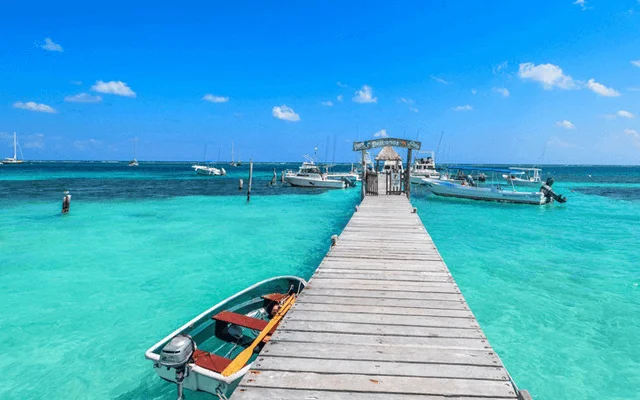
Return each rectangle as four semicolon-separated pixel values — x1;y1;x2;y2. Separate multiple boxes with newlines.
247;159;253;202
61;190;71;213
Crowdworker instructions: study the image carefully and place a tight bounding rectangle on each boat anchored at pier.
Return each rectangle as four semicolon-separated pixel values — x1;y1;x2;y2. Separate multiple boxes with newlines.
146;276;305;399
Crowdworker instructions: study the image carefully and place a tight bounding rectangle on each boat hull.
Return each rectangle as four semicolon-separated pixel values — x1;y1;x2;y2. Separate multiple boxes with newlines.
285;175;346;188
146;276;306;398
193;165;226;176
424;180;547;205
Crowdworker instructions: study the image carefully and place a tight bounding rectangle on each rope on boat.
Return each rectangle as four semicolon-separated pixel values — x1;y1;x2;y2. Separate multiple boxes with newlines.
215;387;230;400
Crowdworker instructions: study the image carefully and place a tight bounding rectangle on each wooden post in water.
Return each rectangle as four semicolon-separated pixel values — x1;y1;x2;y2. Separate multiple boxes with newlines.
360;149;366;200
247;159;253;202
406;148;412;199
281;170;285;183
238;179;243;190
61;190;71;213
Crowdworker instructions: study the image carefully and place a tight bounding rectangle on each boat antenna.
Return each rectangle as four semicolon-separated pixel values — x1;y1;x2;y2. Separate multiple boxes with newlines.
332;133;337;164
324;136;329;163
435;131;444;158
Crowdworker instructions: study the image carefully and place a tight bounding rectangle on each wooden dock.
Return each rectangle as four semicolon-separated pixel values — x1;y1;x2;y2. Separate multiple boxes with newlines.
232;194;529;400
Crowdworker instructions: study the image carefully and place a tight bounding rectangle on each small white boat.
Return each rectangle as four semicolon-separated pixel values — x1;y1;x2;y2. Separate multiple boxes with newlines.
3;132;23;164
193;164;226;176
128;138;139;167
285;161;349;188
193;143;226;176
410;151;440;184
326;163;361;182
146;276;306;399
503;167;542;186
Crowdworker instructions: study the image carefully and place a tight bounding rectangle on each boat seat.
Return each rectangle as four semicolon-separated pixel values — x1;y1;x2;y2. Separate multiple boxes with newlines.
192;349;232;374
212;311;268;331
261;293;288;303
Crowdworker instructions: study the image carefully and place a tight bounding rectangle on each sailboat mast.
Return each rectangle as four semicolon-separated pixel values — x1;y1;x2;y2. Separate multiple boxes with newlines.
231;141;235;162
14;132;17;159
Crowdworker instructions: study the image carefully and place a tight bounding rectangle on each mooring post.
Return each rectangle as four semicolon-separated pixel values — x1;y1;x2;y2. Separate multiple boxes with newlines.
406;148;412;199
281;170;285;183
330;234;339;247
238;179;243;190
361;149;366;200
247;159;253;202
61;190;71;213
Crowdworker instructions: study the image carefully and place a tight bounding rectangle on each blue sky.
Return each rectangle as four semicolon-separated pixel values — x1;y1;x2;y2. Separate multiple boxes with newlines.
2;0;640;164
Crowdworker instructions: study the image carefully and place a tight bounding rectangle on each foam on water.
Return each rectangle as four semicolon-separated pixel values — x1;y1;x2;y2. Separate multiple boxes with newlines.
1;163;639;400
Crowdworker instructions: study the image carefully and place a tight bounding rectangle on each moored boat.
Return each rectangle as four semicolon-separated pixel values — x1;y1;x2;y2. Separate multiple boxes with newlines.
193;164;226;176
410;151;440;184
285;158;351;188
3;132;23;164
423;167;566;205
502;167;542;186
146;276;306;399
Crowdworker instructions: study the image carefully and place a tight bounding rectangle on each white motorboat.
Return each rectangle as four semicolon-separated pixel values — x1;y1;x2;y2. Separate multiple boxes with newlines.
326;163;361;182
3;132;23;164
410;151;440;184
503;167;542;186
285;161;350;188
146;276;306;399
423;167;566;205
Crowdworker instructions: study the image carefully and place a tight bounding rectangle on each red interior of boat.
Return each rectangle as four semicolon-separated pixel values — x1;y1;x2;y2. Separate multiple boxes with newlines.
212;311;268;331
261;293;288;302
192;349;232;373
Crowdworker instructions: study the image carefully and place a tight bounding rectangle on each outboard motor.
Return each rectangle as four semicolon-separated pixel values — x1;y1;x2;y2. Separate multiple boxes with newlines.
465;175;476;187
540;177;567;204
343;176;356;188
478;173;487;183
160;334;195;400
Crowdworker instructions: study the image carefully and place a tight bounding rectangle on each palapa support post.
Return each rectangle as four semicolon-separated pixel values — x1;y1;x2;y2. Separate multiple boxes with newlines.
406;148;412;199
360;150;366;200
247;159;253;202
61;190;71;213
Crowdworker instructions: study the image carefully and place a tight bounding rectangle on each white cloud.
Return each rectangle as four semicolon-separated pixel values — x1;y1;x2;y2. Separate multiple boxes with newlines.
203;94;229;103
373;129;388;138
41;38;63;52
409;107;419;113
64;93;102;103
91;80;136;97
617;110;634;118
431;76;450;85
337;95;344;102
23;133;45;149
353;85;377;103
548;136;579;148
399;97;414;105
471;89;477;95
631;60;640;67
556;120;575;129
493;61;508;74
451;105;472;111
518;62;578;90
493;87;510;97
336;81;348;88
624;129;640;147
272;105;300;121
586;79;620;97
321;101;334;106
13;101;56;113
574;0;587;10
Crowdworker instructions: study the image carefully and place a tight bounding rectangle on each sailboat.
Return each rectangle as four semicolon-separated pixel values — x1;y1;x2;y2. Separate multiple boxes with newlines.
229;141;241;167
3;132;24;164
192;144;226;176
128;138;139;167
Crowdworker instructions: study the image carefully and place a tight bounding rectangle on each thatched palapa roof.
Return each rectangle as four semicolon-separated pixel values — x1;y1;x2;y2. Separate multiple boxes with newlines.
375;146;402;161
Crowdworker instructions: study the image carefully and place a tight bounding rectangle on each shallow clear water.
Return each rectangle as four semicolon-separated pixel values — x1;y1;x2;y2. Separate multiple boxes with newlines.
1;163;639;400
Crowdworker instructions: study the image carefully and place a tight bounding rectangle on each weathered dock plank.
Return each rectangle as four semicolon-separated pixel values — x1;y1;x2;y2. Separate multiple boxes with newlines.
232;195;521;400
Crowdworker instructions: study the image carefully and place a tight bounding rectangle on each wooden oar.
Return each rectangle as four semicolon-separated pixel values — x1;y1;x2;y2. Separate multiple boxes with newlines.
221;294;296;377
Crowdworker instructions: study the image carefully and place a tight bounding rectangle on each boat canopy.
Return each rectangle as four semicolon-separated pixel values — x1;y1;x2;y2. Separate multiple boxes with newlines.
509;167;542;172
447;166;525;174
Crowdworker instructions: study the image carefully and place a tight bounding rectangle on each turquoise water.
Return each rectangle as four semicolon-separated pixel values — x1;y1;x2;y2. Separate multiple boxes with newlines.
1;163;639;399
